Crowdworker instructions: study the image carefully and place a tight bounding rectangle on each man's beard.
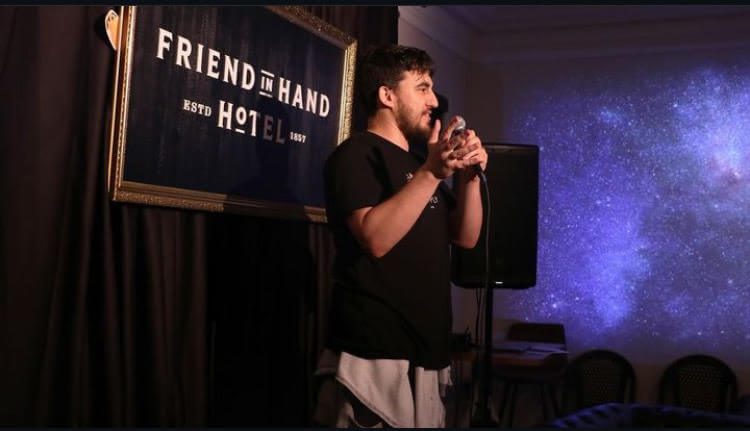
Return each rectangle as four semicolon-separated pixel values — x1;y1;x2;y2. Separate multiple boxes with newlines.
396;104;431;147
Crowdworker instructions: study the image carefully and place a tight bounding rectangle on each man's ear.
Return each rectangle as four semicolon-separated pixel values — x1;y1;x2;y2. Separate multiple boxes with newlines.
377;85;396;109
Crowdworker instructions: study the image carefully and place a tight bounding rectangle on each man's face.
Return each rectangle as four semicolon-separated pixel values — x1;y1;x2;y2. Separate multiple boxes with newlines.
392;70;438;145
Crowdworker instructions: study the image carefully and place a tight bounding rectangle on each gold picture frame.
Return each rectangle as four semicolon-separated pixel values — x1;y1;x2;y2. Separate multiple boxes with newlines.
107;6;357;222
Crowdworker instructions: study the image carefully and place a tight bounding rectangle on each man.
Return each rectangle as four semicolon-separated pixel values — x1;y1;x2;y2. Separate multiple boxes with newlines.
315;44;487;428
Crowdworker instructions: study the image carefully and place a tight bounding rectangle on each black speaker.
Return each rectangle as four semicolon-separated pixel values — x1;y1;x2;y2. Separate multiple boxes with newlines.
451;143;539;289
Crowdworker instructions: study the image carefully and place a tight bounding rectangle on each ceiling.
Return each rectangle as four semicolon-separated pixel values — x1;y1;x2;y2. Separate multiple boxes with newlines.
437;5;750;35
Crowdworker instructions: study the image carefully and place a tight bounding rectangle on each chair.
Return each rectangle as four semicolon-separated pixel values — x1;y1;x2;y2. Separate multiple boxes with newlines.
492;322;567;426
562;349;636;413
732;394;750;416
658;354;738;413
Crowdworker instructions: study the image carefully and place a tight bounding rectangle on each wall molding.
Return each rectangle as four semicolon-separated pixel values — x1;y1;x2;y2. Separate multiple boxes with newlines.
398;6;477;62
476;13;750;63
401;7;750;64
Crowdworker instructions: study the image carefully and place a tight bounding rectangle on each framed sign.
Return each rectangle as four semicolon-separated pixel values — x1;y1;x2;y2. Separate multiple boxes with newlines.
107;6;357;222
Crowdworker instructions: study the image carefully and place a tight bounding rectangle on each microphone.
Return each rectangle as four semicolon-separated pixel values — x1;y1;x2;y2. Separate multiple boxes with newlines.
451;116;484;178
452;116;467;137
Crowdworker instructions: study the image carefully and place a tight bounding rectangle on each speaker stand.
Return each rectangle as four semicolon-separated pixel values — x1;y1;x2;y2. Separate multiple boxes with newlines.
470;281;497;427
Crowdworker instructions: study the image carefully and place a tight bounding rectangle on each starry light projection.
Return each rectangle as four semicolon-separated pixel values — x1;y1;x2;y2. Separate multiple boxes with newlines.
500;54;750;360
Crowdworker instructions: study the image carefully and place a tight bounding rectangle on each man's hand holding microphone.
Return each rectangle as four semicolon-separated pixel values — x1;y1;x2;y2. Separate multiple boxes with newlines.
422;115;488;181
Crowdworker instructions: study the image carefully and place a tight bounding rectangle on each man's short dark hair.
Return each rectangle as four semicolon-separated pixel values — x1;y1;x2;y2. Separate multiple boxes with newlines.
356;44;435;117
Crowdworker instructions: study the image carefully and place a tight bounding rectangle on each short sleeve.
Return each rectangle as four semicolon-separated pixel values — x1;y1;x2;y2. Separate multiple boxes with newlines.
324;139;387;218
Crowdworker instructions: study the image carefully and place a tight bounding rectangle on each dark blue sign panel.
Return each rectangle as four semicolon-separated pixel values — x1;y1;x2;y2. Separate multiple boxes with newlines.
108;6;356;221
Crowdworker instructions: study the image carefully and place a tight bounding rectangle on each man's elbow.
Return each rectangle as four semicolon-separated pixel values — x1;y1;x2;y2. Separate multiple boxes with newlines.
369;248;389;259
452;236;479;250
361;237;393;259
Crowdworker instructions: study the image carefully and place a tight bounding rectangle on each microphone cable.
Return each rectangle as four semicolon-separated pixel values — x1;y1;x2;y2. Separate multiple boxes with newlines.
469;167;490;416
473;168;490;348
450;116;491;347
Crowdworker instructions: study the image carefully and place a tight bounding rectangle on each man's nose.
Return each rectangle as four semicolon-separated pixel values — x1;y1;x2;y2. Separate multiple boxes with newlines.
428;91;439;108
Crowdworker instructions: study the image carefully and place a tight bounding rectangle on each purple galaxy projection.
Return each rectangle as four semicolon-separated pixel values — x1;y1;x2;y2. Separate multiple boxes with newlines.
499;50;750;361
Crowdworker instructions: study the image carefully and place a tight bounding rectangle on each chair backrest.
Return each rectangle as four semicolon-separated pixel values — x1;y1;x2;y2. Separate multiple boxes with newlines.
658;354;738;412
562;349;636;413
506;322;566;345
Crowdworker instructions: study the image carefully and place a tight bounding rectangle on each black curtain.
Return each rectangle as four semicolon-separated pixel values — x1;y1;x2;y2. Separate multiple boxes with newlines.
0;5;397;427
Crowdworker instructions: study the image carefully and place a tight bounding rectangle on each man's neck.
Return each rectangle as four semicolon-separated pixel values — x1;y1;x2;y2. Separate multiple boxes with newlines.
367;114;409;151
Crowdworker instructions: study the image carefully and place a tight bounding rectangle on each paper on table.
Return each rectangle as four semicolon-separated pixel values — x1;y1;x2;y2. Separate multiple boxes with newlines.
493;341;568;354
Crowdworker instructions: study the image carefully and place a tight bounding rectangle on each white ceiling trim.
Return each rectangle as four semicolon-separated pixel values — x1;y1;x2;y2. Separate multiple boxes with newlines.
398;6;477;62
472;13;750;64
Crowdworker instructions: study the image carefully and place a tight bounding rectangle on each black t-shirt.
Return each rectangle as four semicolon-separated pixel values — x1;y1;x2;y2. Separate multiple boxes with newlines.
323;131;455;369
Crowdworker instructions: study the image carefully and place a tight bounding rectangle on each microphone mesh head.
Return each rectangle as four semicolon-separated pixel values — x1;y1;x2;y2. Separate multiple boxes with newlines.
452;116;466;137
455;116;466;132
